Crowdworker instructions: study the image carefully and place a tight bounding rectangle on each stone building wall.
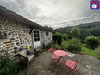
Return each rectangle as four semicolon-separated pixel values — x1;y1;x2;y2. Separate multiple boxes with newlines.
32;30;52;49
40;31;44;47
0;16;33;54
41;31;52;46
0;15;52;55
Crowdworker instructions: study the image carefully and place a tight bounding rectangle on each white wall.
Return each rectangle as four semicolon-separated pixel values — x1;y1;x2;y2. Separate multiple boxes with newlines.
32;30;52;49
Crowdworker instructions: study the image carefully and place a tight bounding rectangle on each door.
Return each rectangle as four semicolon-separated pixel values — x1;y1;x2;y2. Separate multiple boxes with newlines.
33;30;41;48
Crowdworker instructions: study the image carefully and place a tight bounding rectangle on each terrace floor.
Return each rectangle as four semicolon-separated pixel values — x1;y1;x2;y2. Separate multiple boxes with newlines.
27;51;100;75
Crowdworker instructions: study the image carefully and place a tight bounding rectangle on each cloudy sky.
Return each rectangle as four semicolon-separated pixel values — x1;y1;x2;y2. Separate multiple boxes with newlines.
0;0;100;28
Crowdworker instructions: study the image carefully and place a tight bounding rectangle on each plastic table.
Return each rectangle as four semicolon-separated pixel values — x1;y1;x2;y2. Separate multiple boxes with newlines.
53;50;67;66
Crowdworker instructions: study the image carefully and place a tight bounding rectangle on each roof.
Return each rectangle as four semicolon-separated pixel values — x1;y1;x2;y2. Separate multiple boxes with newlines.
0;5;52;32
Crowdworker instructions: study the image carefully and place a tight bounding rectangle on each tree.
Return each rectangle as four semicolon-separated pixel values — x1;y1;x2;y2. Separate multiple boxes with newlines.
63;34;67;40
67;40;82;52
85;36;99;50
71;27;80;39
53;32;62;45
44;25;53;30
80;29;92;42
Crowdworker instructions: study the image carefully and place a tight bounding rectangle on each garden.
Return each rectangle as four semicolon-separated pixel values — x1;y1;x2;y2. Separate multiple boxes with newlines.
52;27;100;59
0;26;100;75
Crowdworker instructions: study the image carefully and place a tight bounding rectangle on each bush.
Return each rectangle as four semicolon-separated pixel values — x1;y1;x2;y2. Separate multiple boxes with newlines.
67;40;82;52
63;34;67;40
44;42;53;49
0;52;18;75
34;49;39;57
53;43;61;49
85;36;99;50
53;32;62;45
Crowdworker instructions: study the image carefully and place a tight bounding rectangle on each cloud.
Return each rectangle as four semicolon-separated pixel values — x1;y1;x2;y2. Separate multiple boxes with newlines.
0;0;40;19
49;14;100;29
0;0;100;28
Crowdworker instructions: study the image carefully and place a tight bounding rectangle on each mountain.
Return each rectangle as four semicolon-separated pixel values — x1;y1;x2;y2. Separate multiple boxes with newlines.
54;21;100;41
77;21;100;29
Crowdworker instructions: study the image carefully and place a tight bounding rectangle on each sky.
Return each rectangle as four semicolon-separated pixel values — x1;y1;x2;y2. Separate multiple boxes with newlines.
0;0;100;29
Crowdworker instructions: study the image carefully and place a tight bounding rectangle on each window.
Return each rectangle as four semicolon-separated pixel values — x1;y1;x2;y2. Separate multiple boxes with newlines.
34;30;40;41
46;32;49;36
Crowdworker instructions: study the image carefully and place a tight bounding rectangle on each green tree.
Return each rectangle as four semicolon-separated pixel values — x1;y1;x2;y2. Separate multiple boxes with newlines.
44;25;53;30
67;40;82;52
85;36;99;50
71;27;80;39
80;29;92;42
63;34;67;40
53;32;62;45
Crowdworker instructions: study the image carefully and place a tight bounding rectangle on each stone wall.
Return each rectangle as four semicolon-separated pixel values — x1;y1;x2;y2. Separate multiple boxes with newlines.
32;30;52;49
41;31;52;46
0;15;52;55
0;16;32;54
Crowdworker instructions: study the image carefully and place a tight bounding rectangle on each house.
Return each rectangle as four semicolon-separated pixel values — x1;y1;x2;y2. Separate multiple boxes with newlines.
0;5;52;54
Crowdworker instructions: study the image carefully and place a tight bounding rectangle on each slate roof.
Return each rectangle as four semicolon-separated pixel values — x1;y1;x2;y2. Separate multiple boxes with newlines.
0;5;52;32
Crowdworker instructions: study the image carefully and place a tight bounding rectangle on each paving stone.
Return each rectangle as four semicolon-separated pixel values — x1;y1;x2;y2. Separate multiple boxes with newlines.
28;51;100;75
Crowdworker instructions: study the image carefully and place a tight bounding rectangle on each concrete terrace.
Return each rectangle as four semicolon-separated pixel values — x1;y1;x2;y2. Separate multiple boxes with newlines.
27;51;100;75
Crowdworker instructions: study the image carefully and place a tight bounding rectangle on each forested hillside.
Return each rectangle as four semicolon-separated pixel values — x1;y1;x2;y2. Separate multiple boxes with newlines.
54;21;100;41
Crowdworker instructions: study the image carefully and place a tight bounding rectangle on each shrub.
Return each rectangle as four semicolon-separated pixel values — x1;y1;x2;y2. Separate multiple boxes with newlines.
34;49;39;57
44;42;53;49
61;41;69;49
67;40;82;52
63;34;67;40
0;52;18;75
85;36;99;50
53;32;62;45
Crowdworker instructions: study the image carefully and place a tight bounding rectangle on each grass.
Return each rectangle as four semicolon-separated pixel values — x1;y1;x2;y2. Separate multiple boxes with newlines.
95;46;100;56
53;40;71;50
81;47;100;58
